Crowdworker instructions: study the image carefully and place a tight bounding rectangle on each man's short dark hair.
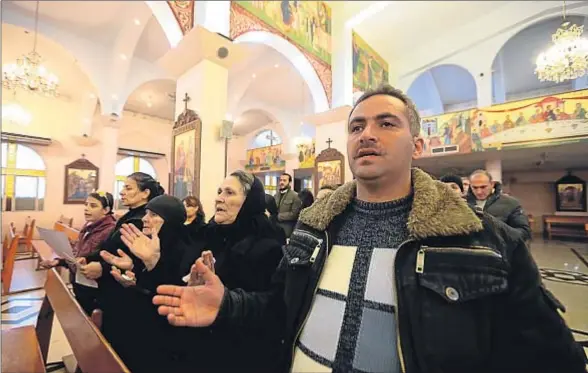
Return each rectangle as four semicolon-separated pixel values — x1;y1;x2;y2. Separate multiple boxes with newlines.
281;173;292;183
351;84;421;136
470;169;493;182
440;174;464;193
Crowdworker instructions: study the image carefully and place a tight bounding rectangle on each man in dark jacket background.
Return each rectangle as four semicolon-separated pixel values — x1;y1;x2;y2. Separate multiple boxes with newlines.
274;173;302;237
467;169;532;240
155;85;586;373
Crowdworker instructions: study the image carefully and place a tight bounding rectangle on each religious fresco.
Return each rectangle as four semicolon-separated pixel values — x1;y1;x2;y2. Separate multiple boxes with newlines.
317;159;342;188
173;130;196;198
419;89;588;158
245;144;286;173
352;31;389;92
234;1;331;64
472;89;588;151
230;1;333;105
167;1;195;35
297;140;316;169
420;109;474;156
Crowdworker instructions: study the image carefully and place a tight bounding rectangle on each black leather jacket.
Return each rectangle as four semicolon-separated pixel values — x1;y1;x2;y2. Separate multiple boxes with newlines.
467;182;532;241
217;169;586;373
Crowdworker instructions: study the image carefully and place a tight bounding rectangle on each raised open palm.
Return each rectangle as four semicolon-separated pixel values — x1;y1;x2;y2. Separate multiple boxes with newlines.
100;249;133;270
153;258;224;327
120;223;160;263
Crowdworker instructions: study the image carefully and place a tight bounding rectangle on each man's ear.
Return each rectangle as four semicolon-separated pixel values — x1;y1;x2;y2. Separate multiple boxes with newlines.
412;137;424;159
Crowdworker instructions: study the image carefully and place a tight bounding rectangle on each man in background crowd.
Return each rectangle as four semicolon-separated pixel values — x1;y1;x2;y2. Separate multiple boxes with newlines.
274;173;302;237
467;169;531;240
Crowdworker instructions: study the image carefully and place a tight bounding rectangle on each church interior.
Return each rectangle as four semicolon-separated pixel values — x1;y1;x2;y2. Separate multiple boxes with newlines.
1;1;587;371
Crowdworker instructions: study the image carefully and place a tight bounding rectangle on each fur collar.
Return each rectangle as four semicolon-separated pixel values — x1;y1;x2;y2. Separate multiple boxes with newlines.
300;168;483;240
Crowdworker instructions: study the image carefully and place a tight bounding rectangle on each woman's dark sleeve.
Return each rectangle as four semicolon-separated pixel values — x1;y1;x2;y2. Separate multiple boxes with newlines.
85;219;146;281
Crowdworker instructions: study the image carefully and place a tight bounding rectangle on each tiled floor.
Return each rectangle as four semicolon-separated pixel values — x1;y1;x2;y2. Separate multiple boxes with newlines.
1;239;587;368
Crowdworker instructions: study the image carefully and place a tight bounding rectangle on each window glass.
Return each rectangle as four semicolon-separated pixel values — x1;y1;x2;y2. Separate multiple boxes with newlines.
1;143;7;168
15;145;45;170
115;157;134;176
14;176;38;211
138;158;156;178
251;130;282;149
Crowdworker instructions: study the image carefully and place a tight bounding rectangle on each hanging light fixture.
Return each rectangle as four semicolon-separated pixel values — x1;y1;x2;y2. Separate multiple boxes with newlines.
2;1;59;96
535;1;588;83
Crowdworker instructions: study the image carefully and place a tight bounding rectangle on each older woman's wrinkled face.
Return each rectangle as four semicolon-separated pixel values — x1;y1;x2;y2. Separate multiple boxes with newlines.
214;176;246;225
142;210;164;236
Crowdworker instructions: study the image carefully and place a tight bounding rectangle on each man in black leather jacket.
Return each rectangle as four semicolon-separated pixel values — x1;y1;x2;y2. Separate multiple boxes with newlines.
467;169;532;241
155;85;586;373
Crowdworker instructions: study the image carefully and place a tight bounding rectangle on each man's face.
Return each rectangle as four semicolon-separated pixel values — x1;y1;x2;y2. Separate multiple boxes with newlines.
470;174;493;200
347;94;422;181
279;175;290;190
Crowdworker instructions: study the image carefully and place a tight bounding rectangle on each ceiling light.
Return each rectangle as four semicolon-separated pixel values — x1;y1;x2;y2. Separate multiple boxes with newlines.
134;19;141;26
120;54;127;60
535;22;588;82
146;102;153;108
274;64;279;68
252;73;256;78
535;2;588;83
2;103;32;127
2;1;59;97
89;93;96;99
111;94;118;100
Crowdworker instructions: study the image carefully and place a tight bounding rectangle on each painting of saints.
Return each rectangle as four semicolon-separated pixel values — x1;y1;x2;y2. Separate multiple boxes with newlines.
318;160;342;188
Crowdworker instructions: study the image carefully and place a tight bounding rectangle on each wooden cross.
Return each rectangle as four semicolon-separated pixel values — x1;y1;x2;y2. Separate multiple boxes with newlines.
326;138;333;148
182;93;191;111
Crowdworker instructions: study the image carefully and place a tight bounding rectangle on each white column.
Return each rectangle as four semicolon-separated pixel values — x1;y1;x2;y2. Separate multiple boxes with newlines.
485;158;502;183
98;115;120;193
331;8;353;107
176;59;228;218
475;68;493;108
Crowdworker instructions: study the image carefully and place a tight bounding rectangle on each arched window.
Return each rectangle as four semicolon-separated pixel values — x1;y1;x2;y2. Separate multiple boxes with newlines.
113;156;157;209
1;142;46;211
250;130;282;149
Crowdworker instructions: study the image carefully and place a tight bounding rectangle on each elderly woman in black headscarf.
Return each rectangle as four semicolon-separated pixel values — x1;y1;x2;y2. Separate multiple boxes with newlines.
105;194;190;373
117;171;285;372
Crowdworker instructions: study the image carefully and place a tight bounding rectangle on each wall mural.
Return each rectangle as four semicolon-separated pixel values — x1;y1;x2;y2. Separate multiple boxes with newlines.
230;1;333;105
235;1;331;64
352;31;389;92
420;89;588;157
245;144;286;173
297;140;316;169
167;1;195;35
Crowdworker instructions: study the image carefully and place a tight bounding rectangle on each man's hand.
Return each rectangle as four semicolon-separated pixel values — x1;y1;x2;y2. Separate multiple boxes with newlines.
80;260;102;280
100;249;134;271
153;258;225;327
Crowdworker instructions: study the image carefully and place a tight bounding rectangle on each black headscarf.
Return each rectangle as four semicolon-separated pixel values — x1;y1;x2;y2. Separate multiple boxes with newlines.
145;195;187;248
208;176;285;245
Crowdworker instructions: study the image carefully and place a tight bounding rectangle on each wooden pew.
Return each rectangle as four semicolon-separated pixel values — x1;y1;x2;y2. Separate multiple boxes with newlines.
37;269;130;373
1;326;46;373
2;231;21;294
543;215;588;240
53;222;81;243
59;215;74;227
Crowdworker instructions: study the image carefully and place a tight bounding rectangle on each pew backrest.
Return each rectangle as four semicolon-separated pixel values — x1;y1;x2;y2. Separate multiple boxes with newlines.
44;269;130;373
2;233;20;294
53;222;80;243
59;215;74;227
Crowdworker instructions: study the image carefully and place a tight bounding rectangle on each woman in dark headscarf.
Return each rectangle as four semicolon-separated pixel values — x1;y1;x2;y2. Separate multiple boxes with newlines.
109;194;191;373
119;171;285;372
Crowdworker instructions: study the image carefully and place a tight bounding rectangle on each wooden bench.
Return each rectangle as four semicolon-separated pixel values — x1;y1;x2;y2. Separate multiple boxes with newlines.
36;269;130;373
2;230;21;294
1;326;46;373
59;215;74;228
53;222;81;243
543;215;588;240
